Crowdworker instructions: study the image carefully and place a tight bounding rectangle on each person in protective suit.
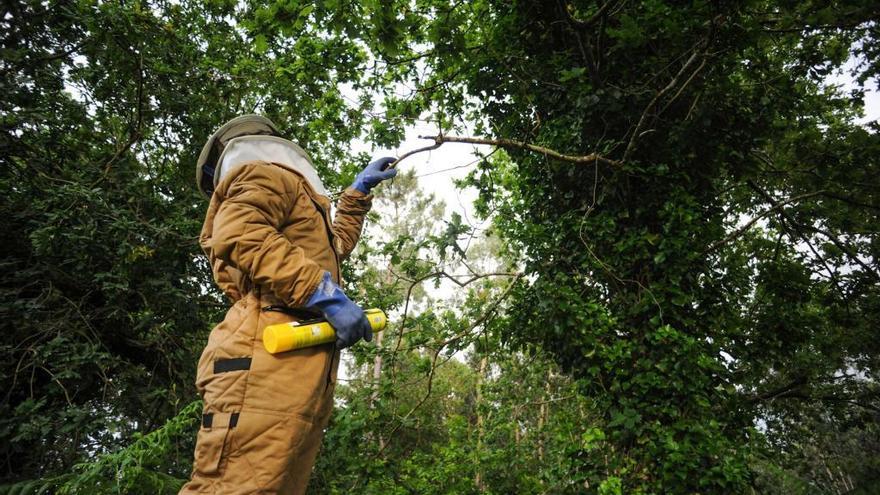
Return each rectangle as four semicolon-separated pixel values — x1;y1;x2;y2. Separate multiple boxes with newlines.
180;115;396;494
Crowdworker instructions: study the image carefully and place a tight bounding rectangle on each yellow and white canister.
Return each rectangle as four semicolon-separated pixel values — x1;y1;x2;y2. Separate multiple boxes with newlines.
262;308;387;354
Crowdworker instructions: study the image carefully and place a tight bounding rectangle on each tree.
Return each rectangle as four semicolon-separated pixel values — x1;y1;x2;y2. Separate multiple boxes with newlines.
2;1;879;493
1;0;374;486
346;0;880;491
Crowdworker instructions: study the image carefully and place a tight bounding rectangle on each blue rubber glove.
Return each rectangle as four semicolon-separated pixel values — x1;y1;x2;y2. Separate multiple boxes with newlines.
306;272;372;349
351;156;398;194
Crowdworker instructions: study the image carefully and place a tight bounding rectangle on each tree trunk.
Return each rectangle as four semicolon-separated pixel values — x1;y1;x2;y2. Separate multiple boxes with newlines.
368;269;393;451
370;328;385;450
537;371;551;463
474;354;488;492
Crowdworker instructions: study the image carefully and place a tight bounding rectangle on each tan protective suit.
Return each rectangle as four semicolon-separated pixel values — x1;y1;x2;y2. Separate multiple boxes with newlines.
179;161;372;494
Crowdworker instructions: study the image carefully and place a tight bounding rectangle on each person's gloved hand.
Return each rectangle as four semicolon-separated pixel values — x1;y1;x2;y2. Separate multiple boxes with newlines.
351;156;397;194
306;271;372;349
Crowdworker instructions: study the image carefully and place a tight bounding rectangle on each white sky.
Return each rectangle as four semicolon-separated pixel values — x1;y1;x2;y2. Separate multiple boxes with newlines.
827;57;880;126
351;121;484;226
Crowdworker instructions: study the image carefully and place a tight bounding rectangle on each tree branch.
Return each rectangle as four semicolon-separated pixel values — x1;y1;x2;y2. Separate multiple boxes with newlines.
747;182;847;297
0;42;84;76
102;51;145;175
790;220;880;282
380;273;523;454
658;56;708;115
391;134;621;168
769;391;880;413
704;190;825;253
388;268;520;380
746;375;808;403
623;46;704;162
563;0;618;29
389;141;443;169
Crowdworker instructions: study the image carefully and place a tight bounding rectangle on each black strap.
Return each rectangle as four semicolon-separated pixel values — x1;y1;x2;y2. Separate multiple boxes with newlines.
213;357;252;374
262;305;321;320
202;412;240;428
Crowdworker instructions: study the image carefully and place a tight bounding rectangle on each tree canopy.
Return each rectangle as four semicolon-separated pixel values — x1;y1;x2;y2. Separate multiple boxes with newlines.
1;1;878;493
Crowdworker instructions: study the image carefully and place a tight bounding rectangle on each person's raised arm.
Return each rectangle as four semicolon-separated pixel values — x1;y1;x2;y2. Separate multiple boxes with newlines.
331;157;397;259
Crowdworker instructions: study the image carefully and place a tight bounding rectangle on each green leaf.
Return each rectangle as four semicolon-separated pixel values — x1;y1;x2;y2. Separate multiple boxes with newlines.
254;34;268;54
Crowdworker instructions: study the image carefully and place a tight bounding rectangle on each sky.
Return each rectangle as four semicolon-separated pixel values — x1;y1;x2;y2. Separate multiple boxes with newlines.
352;120;486;229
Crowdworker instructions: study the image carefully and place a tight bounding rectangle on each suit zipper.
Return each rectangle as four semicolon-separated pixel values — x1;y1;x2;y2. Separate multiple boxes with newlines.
302;182;341;390
307;195;341;283
282;163;340;283
325;344;337;391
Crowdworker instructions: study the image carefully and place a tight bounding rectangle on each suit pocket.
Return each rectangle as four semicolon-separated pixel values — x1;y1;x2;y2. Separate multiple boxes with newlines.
227;410;313;489
193;415;234;475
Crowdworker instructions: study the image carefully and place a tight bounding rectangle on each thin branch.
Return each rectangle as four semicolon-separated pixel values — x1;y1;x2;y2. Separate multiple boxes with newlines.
435;270;521;288
623;46;704;162
774;392;880;413
393;135;620;167
820;191;880;212
380;273;523;454
389;141;443;169
658;56;708;115
0;42;84;76
39;366;73;407
415;148;499;178
704;190;825;253
760;21;874;33
748;182;847;297
102;51;145;175
791;221;880;282
746;376;808;403
519;394;577;408
387;268;519;380
749;153;880;279
563;0;617;29
387;272;429;377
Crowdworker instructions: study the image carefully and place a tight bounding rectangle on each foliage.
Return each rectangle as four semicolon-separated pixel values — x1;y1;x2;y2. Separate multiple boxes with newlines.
343;0;880;492
1;0;372;484
56;401;202;495
0;401;200;495
2;0;879;494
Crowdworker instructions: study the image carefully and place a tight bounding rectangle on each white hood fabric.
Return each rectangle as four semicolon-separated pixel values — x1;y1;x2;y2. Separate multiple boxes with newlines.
216;135;328;197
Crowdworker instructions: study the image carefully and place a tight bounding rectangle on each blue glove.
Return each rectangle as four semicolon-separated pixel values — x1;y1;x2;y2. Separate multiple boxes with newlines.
306;272;372;349
351;156;398;193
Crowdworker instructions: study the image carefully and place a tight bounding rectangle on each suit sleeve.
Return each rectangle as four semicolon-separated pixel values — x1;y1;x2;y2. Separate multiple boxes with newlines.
208;164;324;307
331;187;373;260
211;258;242;303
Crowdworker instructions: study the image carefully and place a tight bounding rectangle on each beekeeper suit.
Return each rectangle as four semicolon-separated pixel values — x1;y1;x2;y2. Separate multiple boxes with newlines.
180;115;396;494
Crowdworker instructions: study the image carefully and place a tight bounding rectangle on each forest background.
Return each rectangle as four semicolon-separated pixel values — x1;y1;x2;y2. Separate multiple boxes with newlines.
1;1;879;494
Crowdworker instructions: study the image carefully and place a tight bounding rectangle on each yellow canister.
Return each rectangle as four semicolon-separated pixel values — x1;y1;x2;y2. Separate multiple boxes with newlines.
262;308;387;354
